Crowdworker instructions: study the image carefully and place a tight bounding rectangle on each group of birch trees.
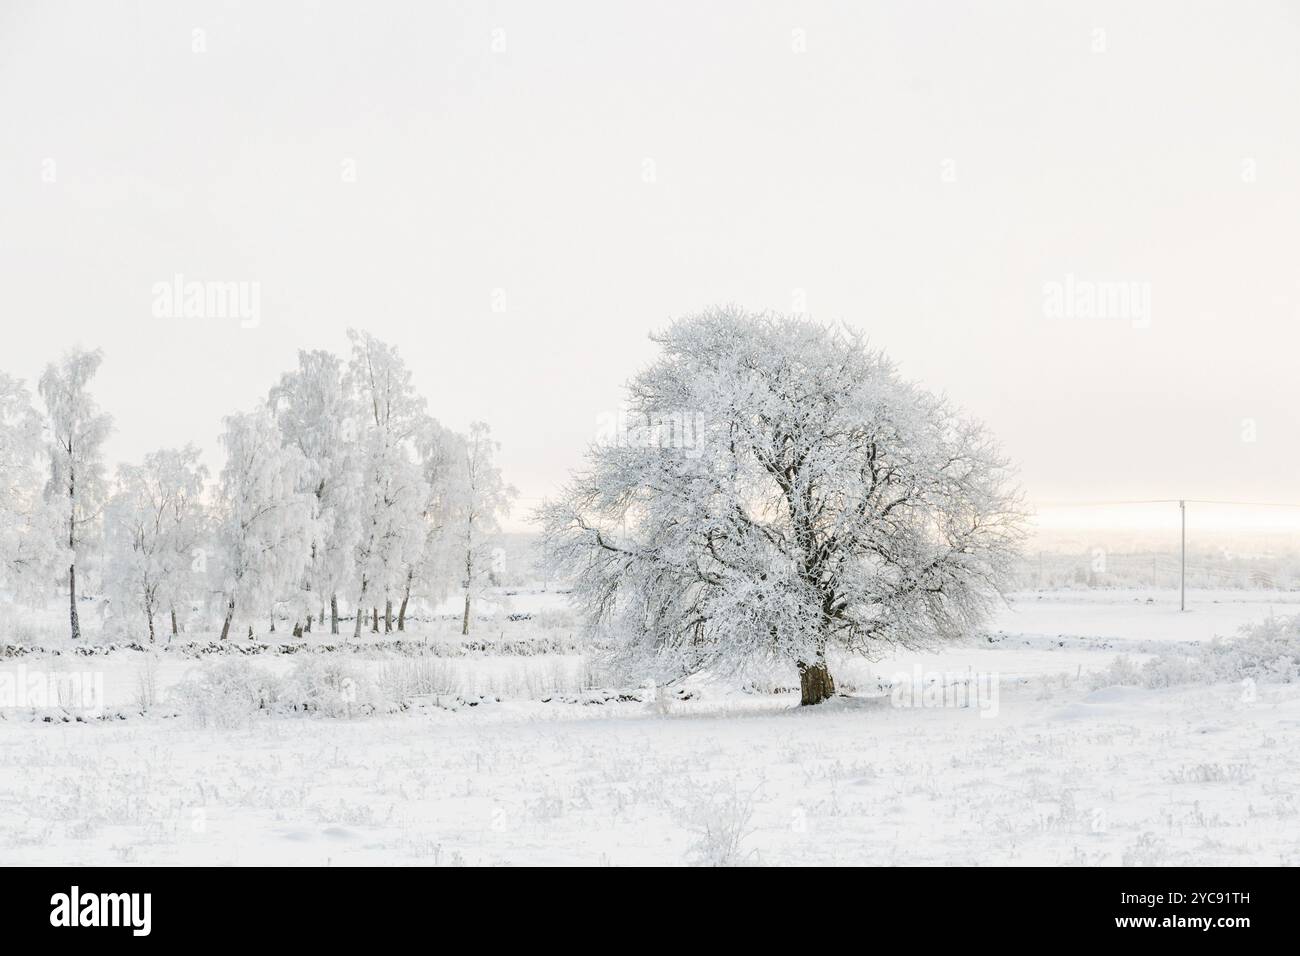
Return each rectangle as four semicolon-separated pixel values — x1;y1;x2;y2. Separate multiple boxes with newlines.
0;331;514;641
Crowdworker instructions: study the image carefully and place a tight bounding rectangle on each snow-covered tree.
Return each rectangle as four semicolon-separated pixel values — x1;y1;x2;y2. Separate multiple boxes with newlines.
39;347;113;640
212;409;315;640
155;447;210;637
0;373;60;601
268;349;363;634
345;330;429;637
453;421;516;635
539;308;1022;704
103;446;207;641
396;416;462;630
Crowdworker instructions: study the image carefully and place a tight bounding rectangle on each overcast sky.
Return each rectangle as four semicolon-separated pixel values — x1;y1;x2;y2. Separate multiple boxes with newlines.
2;1;1297;532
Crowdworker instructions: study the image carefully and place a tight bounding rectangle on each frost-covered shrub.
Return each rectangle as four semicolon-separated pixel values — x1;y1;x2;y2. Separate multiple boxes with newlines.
376;658;459;704
1092;613;1300;690
1121;832;1170;867
1136;652;1203;688
1200;614;1300;684
1089;655;1144;690
170;660;278;728
170;658;387;721
133;656;161;711
679;787;758;867
281;657;381;716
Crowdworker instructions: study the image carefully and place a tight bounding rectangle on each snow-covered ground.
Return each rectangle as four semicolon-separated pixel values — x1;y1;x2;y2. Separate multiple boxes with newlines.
1;587;1297;866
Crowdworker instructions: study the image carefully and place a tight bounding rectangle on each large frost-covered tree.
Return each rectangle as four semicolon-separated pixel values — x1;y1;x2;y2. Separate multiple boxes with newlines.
454;422;516;635
268;349;363;634
39;348;113;641
345;330;429;637
540;308;1022;705
0;373;60;601
103;446;207;641
212;409;315;641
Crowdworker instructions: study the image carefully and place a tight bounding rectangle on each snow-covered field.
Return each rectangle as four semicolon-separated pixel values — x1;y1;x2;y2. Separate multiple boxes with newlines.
2;588;1297;866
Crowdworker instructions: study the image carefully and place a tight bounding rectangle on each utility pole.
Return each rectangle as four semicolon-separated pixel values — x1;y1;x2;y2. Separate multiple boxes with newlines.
1179;499;1186;611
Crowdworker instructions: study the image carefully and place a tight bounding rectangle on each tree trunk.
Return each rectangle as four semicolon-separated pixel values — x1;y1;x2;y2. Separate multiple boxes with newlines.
305;614;312;633
146;604;155;643
68;467;79;640
371;606;379;634
352;579;368;639
397;574;411;632
219;598;235;641
331;594;339;635
461;591;471;636
69;563;81;640
384;599;392;633
170;606;179;637
799;660;836;706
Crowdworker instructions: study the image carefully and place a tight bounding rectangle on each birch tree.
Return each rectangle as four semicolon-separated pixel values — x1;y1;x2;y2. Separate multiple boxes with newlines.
396;416;461;631
39;348;112;641
345;330;429;637
454;422;515;635
156;446;210;637
268;349;362;634
212;409;314;640
540;308;1022;704
103;446;207;641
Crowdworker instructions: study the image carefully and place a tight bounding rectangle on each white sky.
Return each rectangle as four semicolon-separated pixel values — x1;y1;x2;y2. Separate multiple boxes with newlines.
2;1;1298;532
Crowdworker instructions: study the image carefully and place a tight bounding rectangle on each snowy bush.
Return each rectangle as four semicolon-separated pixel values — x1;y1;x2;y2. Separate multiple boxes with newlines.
1092;613;1300;690
1121;832;1170;867
281;657;381;716
1134;651;1203;688
1089;652;1198;690
169;658;389;721
376;658;459;704
169;660;279;728
133;655;160;711
1199;614;1300;684
679;786;759;867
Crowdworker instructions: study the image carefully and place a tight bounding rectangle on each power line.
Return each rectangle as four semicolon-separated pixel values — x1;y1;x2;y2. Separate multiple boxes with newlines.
1183;499;1300;509
1032;498;1184;507
1034;497;1300;509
